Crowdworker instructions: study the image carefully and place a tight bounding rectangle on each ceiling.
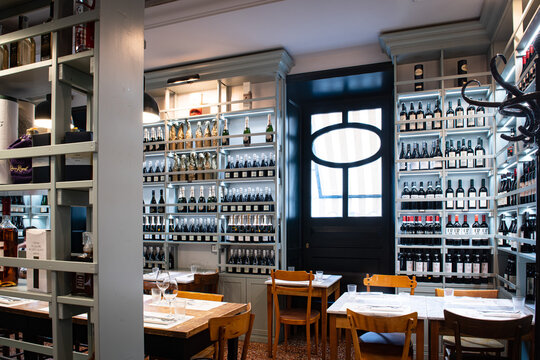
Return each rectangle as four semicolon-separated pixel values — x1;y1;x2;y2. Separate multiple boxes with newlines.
143;0;486;71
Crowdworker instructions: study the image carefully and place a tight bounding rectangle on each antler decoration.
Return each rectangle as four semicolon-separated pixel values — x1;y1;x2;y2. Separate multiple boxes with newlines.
460;38;540;145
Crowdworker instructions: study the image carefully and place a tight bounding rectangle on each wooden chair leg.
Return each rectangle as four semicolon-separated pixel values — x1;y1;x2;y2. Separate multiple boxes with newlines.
273;320;280;359
284;324;288;346
306;323;311;360
345;329;351;360
315;321;319;354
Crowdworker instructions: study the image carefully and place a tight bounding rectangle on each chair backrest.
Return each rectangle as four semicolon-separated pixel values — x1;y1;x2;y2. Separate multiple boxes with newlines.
271;270;314;323
193;270;219;294
364;274;417;295
434;288;498;298
208;303;255;360
443;310;533;360
347;309;418;360
177;290;224;302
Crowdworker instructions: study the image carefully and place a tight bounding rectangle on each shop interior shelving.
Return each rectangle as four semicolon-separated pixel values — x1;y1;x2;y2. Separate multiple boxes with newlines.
142;50;292;277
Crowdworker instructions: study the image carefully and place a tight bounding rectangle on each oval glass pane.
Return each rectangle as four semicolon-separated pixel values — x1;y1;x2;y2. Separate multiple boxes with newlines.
312;128;381;164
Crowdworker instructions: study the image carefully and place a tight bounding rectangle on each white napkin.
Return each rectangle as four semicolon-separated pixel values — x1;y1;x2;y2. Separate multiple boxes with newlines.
144;311;193;329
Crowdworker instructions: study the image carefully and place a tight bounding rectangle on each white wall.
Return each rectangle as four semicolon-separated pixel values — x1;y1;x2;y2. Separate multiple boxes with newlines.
290;43;390;75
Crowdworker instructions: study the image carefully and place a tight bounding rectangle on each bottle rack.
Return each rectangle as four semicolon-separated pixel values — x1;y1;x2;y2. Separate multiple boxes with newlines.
493;5;539;300
142;50;292;276
392;50;498;292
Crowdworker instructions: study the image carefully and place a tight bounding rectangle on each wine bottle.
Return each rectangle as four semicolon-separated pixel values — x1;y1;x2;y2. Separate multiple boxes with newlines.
40;195;48;213
408;103;417;131
459;140;467;168
467;179;476;210
474;138;485;168
414;64;424;91
0;197;18;287
399;143;407;171
432;139;443;170
455;99;464;128
446;101;454;129
433;99;443;129
466;101;476;127
243;117;251;146
476;101;485;126
198;187;206;213
17;16;36;66
457;59;468;87
425;103;433;130
418;182;426;210
435;181;443;210
478;179;488;209
266;114;274;142
419;142;429;170
426;181;435;210
445;180;454;210
188;186;196;213
399;103;408;132
447;140;457;169
455;179;465;210
157;189;165;214
416;102;425;131
467;140;474;168
150;190;157;214
0;25;7;70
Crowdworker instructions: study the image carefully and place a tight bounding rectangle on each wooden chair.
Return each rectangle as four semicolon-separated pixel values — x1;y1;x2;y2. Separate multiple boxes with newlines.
347;309;418;360
364;274;417;295
177;290;224;302
443;310;533;360
434;288;498;298
435;288;503;357
271;270;320;360
187;270;219;294
193;303;255;360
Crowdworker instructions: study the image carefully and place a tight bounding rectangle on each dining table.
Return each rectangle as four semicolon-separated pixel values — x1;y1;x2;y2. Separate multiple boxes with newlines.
327;291;535;360
265;274;342;360
143;269;200;293
327;292;427;360
0;292;248;360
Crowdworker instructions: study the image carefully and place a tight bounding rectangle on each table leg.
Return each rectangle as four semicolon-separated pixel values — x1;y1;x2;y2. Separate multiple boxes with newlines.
429;320;439;360
322;288;328;360
345;330;351;360
335;285;341;343
227;338;238;360
267;285;273;357
416;319;424;360
329;315;337;360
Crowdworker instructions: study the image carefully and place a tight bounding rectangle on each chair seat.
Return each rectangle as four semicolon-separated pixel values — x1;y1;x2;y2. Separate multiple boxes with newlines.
360;332;406;346
442;335;504;351
279;308;320;324
355;342;412;360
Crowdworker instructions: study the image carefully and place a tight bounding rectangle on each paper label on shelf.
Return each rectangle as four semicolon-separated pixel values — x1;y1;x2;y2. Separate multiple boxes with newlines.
267;169;275;177
258;170;265;177
426;194;434;199
188;235;194;241
242;171;248;178
33;156;50;167
65;153;91;166
419;161;429;170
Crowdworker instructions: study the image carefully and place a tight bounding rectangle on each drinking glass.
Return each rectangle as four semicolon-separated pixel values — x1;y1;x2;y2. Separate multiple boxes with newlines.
174;298;186;319
443;288;454;297
512;296;525;312
347;284;357;298
190;264;198;275
156;270;170;304
151;288;161;304
315;271;323;282
164;279;178;318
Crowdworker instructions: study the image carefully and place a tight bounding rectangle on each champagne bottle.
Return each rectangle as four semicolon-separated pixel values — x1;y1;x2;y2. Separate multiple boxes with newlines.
222;119;229;146
243;116;251;146
40;195;48;213
203;121;211;147
266;114;274;142
150;190;157;214
158;189;165;214
198;186;206;213
195;121;203;148
188;186;196;213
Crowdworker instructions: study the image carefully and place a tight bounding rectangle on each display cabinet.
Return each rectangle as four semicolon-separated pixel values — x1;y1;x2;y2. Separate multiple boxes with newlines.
0;0;144;359
143;50;293;277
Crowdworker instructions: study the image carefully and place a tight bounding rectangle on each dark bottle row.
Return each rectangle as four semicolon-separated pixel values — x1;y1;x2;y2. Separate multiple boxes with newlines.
175;186;218;213
518;44;537;91
502;255;516;292
497;161;537;208
445;214;489;236
224;153;276;179
398;249;443;283
497;213;536;253
399;138;486;172
226;248;275;275
526;263;536;301
413;59;470;91
398;98;486;132
221;187;274;213
143;246;174;270
401;178;489;211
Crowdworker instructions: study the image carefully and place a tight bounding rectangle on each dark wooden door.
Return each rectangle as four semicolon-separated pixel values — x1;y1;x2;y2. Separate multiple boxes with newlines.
300;95;394;292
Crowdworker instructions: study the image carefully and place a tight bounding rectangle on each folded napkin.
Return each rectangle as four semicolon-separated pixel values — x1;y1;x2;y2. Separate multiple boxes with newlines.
479;311;523;319
143;311;193;329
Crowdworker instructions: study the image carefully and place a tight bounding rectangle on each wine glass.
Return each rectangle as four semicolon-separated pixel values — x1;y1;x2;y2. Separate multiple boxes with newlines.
156;270;170;304
164;279;178;319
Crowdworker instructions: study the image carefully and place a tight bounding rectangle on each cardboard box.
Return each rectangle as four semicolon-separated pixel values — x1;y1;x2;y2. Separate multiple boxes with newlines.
26;229;51;293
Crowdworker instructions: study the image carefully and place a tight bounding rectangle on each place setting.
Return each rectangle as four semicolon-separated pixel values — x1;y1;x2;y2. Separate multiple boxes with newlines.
339;284;413;315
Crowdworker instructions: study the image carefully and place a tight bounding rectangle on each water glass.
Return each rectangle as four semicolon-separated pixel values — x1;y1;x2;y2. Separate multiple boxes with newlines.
164;279;178;318
190;264;198;274
151;288;161;304
347;284;357;298
174;298;186;319
315;271;324;282
512;296;525;312
443;288;454;297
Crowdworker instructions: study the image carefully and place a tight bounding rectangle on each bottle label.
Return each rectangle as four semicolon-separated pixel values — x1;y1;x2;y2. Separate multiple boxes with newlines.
406;261;414;272
222;205;228;212
415;261;423;272
426;194;435;199
426;121;432;130
445;262;452;273
469;199;475;208
456;118;464;127
468;159;474;168
420;161;429;170
446;193;453;208
258;170;265;177
473;263;480;274
225;172;231;179
456;263;463;277
402;194;410;200
410;162;419;171
251;170;257;178
464;263;472;277
433;262;440;273
230;205;237;212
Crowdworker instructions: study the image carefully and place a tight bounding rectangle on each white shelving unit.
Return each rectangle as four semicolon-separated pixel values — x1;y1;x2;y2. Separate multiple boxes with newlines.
143;50;292;276
0;1;144;359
